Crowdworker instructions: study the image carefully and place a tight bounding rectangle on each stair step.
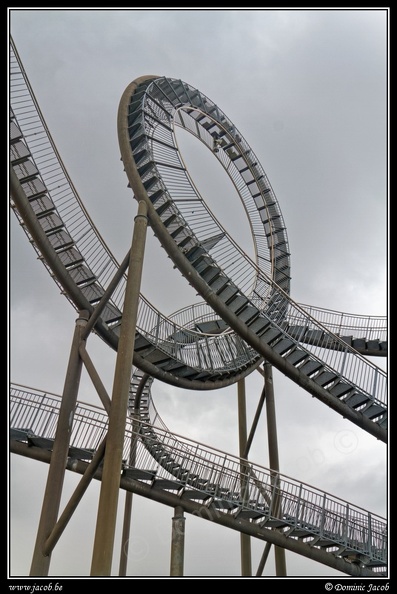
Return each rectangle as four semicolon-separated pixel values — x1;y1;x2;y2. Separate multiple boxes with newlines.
144;350;172;365
181;489;209;501
68;446;94;460
286;348;308;366
345;392;369;408
314;371;338;387
261;517;289;528
314;537;340;548
227;295;249;314
260;326;282;344
212;499;239;510
367;340;380;351
288;325;308;340
248;317;271;335
238;508;268;520
330;381;353;398
287;527;314;538
305;329;324;344
237;305;259;324
362;403;386;419
299;359;323;376
28;436;54;450
273;338;295;355
352;338;366;350
201;266;221;284
123;468;157;481
152;478;182;491
210;275;230;294
10;428;31;441
217;285;239;303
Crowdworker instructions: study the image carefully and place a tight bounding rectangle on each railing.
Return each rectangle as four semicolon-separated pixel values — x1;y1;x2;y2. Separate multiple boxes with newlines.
10;37;387;422
10;41;260;378
127;76;388;408
10;383;387;567
296;304;387;344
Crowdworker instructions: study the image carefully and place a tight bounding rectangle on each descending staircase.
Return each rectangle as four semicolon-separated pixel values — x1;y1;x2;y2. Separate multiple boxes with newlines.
10;40;387;440
9;36;388;576
118;75;388;439
10;383;387;577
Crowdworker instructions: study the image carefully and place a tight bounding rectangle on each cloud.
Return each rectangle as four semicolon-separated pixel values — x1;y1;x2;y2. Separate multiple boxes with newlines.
9;8;388;578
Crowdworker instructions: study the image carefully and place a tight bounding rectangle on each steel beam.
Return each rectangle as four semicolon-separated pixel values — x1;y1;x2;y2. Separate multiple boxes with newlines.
29;310;88;576
90;200;148;576
11;441;382;578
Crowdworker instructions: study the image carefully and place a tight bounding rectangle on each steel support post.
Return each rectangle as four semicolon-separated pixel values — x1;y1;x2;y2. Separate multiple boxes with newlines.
90;200;148;576
118;414;138;576
43;438;107;556
237;378;252;577
119;489;133;576
170;506;185;576
264;362;287;577
119;373;145;575
29;310;89;576
256;541;272;576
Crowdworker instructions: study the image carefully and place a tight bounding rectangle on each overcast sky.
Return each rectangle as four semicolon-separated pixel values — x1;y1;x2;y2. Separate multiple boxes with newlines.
8;8;388;580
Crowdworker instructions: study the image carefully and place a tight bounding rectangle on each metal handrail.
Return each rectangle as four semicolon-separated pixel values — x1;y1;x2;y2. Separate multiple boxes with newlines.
10;37;387;436
9;383;387;568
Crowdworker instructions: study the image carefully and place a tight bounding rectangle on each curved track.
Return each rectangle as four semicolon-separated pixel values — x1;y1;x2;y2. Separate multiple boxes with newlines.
9;37;387;576
10;382;387;576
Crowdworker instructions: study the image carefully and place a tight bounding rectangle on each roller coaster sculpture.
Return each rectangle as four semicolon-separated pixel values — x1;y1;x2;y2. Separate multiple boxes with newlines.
9;36;388;577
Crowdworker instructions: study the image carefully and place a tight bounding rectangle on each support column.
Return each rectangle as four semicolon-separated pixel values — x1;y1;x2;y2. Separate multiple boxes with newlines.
256;541;272;577
119;373;148;575
119;419;138;576
30;310;89;576
42;438;106;557
237;378;252;577
264;362;287;577
119;490;133;576
90;200;148;576
170;506;185;576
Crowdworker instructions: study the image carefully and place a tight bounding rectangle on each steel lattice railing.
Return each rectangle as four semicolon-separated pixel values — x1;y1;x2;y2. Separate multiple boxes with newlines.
9;383;387;571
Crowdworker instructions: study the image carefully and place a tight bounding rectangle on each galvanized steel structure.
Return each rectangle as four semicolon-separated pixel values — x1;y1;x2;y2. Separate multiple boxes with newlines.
9;36;388;577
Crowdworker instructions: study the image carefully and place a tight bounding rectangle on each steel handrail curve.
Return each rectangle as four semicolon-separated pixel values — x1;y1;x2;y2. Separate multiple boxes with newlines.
9;36;388;576
296;304;387;344
10;39;387;402
128;371;387;569
119;76;387;410
9;383;387;570
10;50;260;382
10;38;387;444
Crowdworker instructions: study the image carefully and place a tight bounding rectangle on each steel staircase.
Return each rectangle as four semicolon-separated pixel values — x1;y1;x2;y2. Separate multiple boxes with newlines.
10;40;387;441
119;75;387;439
10;383;387;577
9;36;388;577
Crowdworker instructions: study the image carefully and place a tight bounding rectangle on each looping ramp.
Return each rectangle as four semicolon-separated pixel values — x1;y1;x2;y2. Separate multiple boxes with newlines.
117;75;387;441
9;38;388;576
